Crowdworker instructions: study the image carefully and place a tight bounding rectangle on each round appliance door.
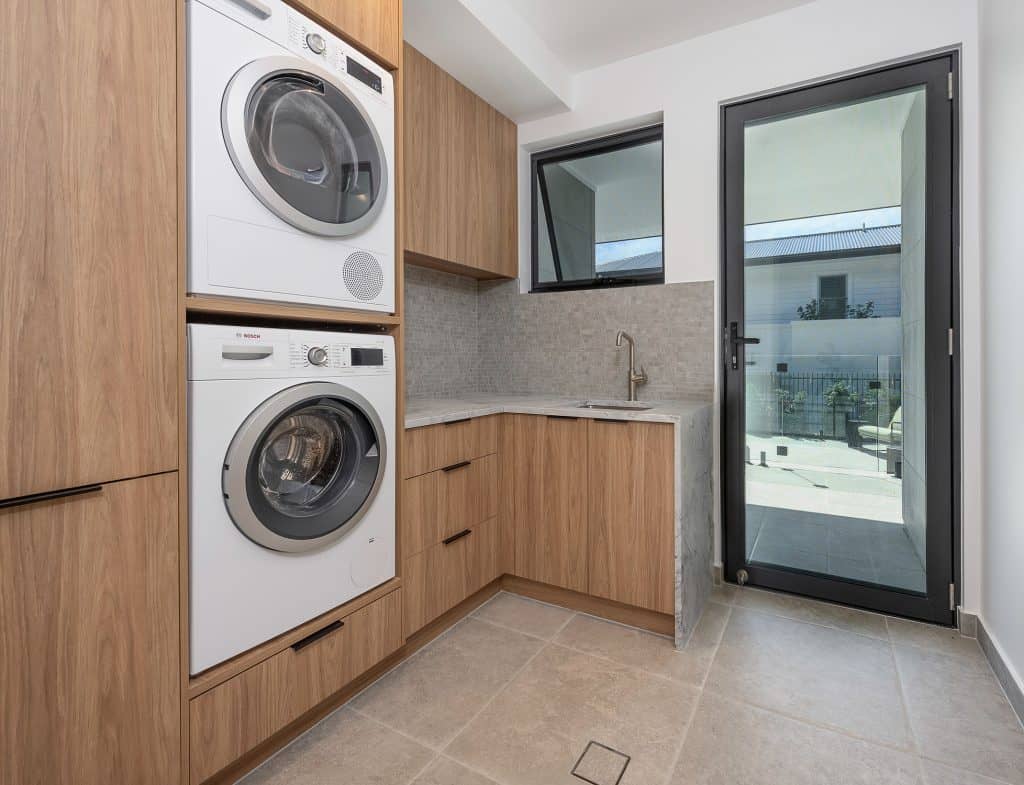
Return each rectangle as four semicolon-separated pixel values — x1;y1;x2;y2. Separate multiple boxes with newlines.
222;55;388;237
222;382;387;553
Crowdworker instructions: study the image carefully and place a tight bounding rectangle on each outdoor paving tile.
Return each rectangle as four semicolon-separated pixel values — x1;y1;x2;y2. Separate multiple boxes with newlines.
350;618;543;748
894;644;1024;784
706;607;911;747
669;692;922;785
446;644;698;785
239;708;434;785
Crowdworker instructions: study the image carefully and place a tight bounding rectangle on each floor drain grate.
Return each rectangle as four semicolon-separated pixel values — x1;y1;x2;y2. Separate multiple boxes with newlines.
571;740;631;785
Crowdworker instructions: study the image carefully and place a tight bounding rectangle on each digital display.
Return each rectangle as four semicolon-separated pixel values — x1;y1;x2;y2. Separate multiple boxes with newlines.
351;348;384;366
347;57;382;94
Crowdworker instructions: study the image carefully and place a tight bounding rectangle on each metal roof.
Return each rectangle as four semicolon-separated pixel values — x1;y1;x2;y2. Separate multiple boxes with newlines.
745;225;901;263
596;251;663;273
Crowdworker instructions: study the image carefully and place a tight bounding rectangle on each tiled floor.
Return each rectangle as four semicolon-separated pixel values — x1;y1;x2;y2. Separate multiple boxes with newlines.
746;504;927;592
240;588;1024;785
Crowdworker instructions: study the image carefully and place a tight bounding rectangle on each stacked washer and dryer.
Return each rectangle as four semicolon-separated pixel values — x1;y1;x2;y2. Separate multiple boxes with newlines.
186;0;397;675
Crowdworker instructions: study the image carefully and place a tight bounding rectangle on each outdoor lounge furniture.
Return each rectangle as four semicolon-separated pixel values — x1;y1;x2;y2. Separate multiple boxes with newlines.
858;406;903;445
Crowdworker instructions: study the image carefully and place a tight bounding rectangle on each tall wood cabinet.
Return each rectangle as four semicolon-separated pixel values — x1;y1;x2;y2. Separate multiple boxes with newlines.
587;420;675;614
0;475;179;785
511;415;589;593
0;0;177;501
403;44;517;279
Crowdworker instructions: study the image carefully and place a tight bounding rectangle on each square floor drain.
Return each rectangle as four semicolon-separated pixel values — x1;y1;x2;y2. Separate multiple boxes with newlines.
571;740;631;785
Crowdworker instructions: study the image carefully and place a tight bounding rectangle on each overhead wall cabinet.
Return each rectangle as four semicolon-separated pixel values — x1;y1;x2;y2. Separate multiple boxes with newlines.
403;44;518;280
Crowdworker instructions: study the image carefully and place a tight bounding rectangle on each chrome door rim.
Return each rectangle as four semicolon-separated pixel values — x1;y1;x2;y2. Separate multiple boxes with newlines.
222;382;387;552
221;55;389;237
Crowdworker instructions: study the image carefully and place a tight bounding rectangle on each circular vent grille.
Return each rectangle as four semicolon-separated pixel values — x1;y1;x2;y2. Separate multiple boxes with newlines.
342;252;384;301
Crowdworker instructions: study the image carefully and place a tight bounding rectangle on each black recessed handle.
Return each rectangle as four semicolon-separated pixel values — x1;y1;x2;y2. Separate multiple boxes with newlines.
547;415;579;421
0;483;103;511
291;620;344;652
443;418;472;426
602;419;631;424
443;528;473;546
442;460;471;473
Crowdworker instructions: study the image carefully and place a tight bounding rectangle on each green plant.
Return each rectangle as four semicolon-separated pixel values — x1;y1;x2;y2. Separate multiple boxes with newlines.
775;388;807;436
796;298;877;320
847;300;876;319
824;380;853;437
796;299;823;320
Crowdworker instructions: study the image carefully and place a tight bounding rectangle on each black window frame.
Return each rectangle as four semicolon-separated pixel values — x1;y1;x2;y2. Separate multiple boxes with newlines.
530;125;665;293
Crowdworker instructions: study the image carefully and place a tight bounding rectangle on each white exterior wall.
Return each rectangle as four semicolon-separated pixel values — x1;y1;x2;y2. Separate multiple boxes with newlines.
516;0;982;613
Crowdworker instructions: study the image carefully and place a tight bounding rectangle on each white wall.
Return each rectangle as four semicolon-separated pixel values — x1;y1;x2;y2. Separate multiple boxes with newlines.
516;0;983;612
980;0;1024;696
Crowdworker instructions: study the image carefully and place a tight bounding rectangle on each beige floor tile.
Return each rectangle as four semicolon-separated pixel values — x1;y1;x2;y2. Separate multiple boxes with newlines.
710;583;739;605
670;692;922;785
887;617;986;662
350;618;543;748
472;592;576;640
733;587;889;640
894;644;1024;785
413;757;501;785
446;644;699;785
554;602;730;686
240;708;434;785
706;607;911;748
920;760;1013;785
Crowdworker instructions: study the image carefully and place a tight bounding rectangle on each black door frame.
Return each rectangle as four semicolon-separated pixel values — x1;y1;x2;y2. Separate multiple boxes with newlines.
720;52;960;625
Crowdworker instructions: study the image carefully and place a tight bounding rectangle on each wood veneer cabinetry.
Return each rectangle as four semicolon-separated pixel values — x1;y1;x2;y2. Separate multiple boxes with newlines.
511;415;589;593
403;44;517;279
0;474;179;785
0;0;177;501
289;0;401;68
587;420;675;614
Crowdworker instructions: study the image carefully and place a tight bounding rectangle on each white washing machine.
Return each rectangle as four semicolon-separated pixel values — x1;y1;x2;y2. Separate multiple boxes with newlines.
187;0;395;312
188;323;396;674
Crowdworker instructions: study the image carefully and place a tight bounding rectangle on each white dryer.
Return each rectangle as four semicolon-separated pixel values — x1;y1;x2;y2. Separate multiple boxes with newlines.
187;0;395;312
188;323;396;674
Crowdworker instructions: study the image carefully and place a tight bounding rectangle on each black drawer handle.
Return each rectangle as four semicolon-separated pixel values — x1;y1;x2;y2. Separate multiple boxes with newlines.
0;483;103;511
442;460;471;473
443;528;473;546
547;415;579;421
291;620;344;652
601;419;631;424
443;418;471;426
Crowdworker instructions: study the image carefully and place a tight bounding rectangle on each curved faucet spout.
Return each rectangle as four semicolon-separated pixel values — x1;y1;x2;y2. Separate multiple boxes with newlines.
614;330;646;401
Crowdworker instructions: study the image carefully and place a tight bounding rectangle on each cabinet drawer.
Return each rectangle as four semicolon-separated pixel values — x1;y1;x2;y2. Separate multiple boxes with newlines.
403;516;500;636
402;453;498;556
189;590;402;784
404;415;497;478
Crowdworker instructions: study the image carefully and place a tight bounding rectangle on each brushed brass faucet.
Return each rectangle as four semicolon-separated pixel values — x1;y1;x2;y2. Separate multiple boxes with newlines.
615;330;648;402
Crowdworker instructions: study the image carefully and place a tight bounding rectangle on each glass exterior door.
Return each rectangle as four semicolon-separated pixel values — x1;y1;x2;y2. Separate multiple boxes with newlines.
722;55;957;623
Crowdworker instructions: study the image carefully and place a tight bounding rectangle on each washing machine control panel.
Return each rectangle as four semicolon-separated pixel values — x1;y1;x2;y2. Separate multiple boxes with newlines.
288;341;391;372
284;9;389;98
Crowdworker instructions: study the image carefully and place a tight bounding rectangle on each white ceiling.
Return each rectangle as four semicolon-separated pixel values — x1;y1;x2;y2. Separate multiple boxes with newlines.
510;0;815;72
404;0;816;121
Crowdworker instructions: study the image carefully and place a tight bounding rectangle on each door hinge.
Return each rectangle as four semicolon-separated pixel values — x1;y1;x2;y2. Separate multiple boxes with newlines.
949;583;956;611
948;327;955;357
948;72;954;100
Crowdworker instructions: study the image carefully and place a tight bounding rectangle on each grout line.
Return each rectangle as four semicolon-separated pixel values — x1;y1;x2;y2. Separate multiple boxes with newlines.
732;601;891;643
885;617;922;757
467;611;571;644
696;603;733;692
402;752;441;785
573;609;676;641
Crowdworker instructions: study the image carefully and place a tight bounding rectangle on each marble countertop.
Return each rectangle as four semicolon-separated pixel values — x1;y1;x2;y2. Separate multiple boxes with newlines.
405;394;711;429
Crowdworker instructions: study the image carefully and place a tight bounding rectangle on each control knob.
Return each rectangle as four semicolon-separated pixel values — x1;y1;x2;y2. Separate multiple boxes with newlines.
306;32;326;54
307;346;329;366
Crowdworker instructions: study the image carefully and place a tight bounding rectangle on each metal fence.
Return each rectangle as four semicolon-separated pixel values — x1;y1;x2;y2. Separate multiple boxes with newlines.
745;369;902;439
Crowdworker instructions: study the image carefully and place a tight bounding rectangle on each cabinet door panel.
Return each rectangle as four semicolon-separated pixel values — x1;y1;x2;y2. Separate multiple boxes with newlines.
512;416;588;592
0;474;179;785
588;421;675;613
0;0;177;499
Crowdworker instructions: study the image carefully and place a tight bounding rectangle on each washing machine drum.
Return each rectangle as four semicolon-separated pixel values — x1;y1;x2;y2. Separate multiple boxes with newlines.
222;56;388;237
222;382;387;552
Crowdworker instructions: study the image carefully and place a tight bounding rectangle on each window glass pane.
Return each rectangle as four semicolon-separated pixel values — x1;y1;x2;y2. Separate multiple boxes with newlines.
534;130;663;289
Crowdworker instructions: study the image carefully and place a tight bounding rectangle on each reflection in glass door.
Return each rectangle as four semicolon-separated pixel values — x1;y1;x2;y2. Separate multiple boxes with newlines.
722;55;957;623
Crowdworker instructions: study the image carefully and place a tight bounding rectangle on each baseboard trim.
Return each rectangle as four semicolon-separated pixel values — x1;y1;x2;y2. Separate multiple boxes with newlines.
957;609;978;639
501;575;674;637
977;617;1024;727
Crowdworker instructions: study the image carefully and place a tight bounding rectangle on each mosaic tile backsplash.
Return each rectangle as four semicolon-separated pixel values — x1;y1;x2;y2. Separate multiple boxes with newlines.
404;263;715;401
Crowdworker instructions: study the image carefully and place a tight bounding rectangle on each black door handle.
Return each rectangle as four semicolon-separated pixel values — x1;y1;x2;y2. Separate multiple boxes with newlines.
728;321;760;370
